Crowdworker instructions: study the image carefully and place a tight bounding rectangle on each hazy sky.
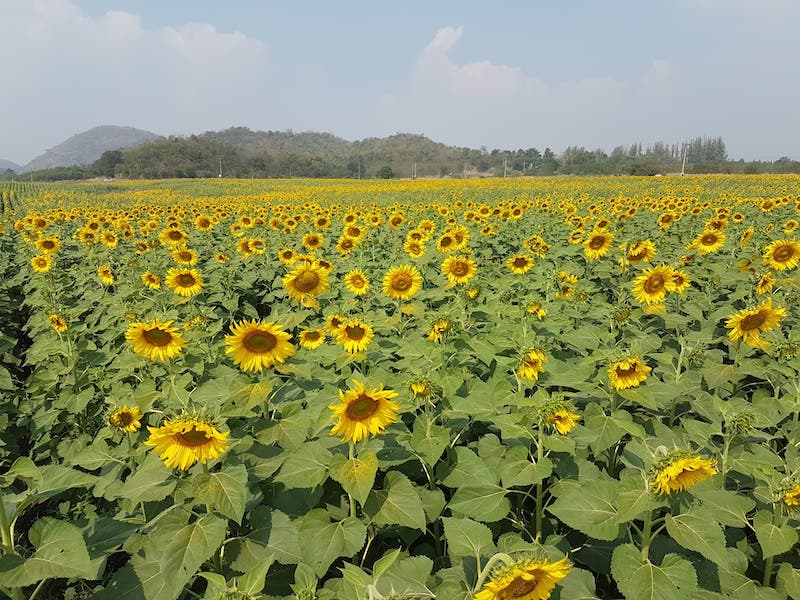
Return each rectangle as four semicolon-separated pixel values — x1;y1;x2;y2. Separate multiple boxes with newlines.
3;0;800;164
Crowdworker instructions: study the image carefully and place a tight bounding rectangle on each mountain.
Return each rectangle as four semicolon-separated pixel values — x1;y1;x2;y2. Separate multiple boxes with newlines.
0;159;20;172
21;126;160;172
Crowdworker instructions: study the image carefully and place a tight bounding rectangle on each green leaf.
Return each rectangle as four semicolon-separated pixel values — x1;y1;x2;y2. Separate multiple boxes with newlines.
236;554;273;595
442;517;495;560
693;488;755;528
558;567;600;600
0;457;40;486
192;464;248;523
0;518;94;586
365;471;426;531
548;480;620;541
776;563;800;599
447;484;510;523
116;454;176;503
274;440;331;489
299;509;366;577
753;510;798;558
375;555;435;598
499;454;552;488
232;507;302;569
665;511;733;569
33;464;97;500
408;415;450;465
329;450;378;505
611;544;697;600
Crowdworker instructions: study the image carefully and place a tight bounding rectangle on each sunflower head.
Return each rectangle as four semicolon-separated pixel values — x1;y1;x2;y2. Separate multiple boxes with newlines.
632;265;676;306
608;356;651;390
725;298;785;349
299;328;326;350
427;319;452;343
145;415;229;470
650;449;717;495
507;254;534;275
474;554;572;600
283;261;330;304
441;255;477;287
48;313;68;333
763;239;800;271
108;405;143;433
517;349;548;382
98;264;115;285
583;231;614;261
336;319;374;354
344;269;370;296
328;380;400;443
125;319;186;361
165;268;204;297
382;264;423;300
225;320;295;372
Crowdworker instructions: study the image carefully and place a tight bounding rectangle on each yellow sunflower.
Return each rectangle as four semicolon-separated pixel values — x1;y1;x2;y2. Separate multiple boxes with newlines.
158;227;188;247
194;215;215;231
48;313;68;333
631;265;676;305
441;255;477;287
108;405;143;433
31;254;53;273
409;379;432;398
336;319;374;354
403;239;426;259
299;328;326;350
756;273;776;295
507;254;534;275
784;485;800;508
325;313;347;335
125;319;186;361
740;226;754;249
670;270;691;294
526;303;547;320
725;298;785;349
98;265;115;285
34;236;61;254
517;350;548;382
383;264;423;301
328;380;400;443
427;319;452;343
302;232;324;250
283;261;330;304
624;239;656;265
546;407;581;435
172;247;199;265
651;455;717;495
474;556;572;600
583;230;614;261
344;269;370;296
225;320;295;372
608;357;651;390
689;229;726;254
141;271;161;290
165;268;204;297
763;239;800;271
145;417;229;470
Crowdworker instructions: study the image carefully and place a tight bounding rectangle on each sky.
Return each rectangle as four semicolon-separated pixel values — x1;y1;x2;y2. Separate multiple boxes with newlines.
3;0;800;165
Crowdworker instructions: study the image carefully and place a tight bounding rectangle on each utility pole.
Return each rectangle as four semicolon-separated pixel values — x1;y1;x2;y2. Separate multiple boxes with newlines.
218;157;222;178
680;143;688;176
503;159;507;178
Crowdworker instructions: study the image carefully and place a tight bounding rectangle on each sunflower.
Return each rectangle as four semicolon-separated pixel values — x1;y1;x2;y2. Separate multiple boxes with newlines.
546;407;581;435
225;320;295;372
526;303;547;320
141;271;161;290
410;379;432;397
145;416;229;470
325;313;347;335
474;556;571;600
508;254;534;275
98;265;115;285
383;264;423;301
344;269;370;296
302;232;324;250
108;405;143;433
283;261;330;304
583;231;614;261
299;328;326;350
689;229;725;254
30;254;53;273
165;268;204;297
608;357;651;390
277;247;296;264
48;313;68;333
172;247;199;265
215;253;230;263
739;226;754;249
336;236;357;255
403;239;426;258
194;215;215;231
651;454;717;495
623;239;656;265
631;265;676;305
35;236;61;254
436;233;456;253
441;255;477;286
328;380;400;443
158;227;188;247
427;319;452;343
517;350;547;382
763;239;800;271
784;485;800;508
125;319;186;361
670;270;691;294
336;319;374;354
101;230;118;248
725;298;785;349
756;273;776;295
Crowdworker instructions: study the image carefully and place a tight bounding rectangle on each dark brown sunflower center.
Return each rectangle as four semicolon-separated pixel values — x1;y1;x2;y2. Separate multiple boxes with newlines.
142;328;173;347
701;234;719;246
178;251;192;260
199;219;211;227
304;331;321;341
440;236;453;247
501;575;537;598
347;226;361;237
513;258;529;269
345;394;379;420
42;240;56;249
740;311;767;331
774;245;794;262
306;236;320;245
340;239;354;249
243;331;278;353
177;274;196;287
175;427;211;447
615;364;638;378
295;270;321;292
589;236;606;249
391;274;413;291
450;261;470;276
350;276;365;288
345;325;365;340
643;274;665;294
112;411;135;427
167;231;183;240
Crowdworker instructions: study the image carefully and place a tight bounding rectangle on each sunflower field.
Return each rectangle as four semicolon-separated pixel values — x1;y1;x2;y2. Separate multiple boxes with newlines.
1;175;800;600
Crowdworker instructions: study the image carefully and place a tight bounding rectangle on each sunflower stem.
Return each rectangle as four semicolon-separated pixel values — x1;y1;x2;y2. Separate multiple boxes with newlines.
763;555;774;587
534;436;544;543
640;509;653;561
348;442;356;518
472;552;514;594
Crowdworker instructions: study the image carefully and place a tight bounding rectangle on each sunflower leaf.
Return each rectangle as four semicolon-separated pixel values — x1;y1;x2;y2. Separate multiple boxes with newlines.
192;463;248;524
329;449;378;505
364;471;426;531
299;509;366;577
441;517;495;560
753;510;798;558
665;511;733;569
611;544;697;600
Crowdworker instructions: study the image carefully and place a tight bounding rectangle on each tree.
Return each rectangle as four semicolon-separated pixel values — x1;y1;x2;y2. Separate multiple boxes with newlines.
376;165;394;179
92;150;124;177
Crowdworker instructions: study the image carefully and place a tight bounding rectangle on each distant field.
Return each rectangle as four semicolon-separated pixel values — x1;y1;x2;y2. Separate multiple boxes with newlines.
1;175;799;599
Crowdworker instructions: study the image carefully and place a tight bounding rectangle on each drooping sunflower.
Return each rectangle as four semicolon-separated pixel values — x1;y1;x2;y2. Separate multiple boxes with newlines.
48;313;68;333
441;255;477;287
623;239;656;265
225;320;295;372
344;269;370;296
325;313;347;335
382;264;423;301
739;226;754;249
651;454;717;495
98;264;115;285
214;253;231;264
517;350;548;382
165;268;204;297
526;303;547;320
125;319;186;361
145;416;229;470
763;239;800;271
328;380;400;443
283;261;330;304
631;265;676;305
507;254;534;275
725;298;785;349
546;407;581;435
141;271;161;290
31;254;53;273
474;556;572;600
299;328;326;350
583;230;614;261
336;319;374;354
409;379;432;398
689;229;726;254
670;270;691;294
108;405;143;433
608;356;651;390
756;273;776;295
427;319;452;343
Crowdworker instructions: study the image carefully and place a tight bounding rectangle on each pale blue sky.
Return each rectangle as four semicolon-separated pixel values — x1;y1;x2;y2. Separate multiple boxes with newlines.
3;0;799;164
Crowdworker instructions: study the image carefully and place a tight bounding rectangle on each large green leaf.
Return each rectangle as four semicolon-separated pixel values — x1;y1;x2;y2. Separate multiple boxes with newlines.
299;509;366;577
116;454;177;503
442;517;495;560
693;488;755;528
231;507;302;571
329;449;378;505
753;510;798;558
364;471;426;531
611;544;697;600
0;518;94;586
274;440;331;489
192;464;248;523
548;480;620;540
408;415;450;465
665;511;733;569
447;484;510;523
